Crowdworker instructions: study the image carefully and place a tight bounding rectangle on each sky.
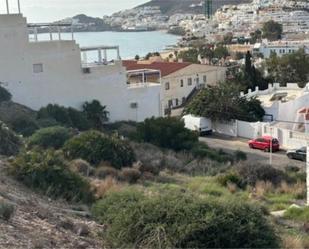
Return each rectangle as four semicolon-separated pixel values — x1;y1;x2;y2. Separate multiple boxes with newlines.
1;0;149;22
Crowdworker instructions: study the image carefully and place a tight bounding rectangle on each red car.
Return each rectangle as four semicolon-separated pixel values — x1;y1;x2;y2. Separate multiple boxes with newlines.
248;136;280;152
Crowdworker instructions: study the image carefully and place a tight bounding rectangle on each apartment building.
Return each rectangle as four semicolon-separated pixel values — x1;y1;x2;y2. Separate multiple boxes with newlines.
253;40;309;58
0;12;161;122
123;60;226;115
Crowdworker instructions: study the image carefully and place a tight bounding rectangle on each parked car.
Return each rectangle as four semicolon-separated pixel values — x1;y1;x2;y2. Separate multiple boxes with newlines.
248;136;280;152
182;115;212;136
286;147;307;161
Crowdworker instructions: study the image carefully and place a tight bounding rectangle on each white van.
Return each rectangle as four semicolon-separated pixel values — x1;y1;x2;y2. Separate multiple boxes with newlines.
182;115;212;136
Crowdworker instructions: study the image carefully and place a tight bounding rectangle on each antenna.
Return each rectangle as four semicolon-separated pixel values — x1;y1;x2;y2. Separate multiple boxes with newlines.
4;0;21;14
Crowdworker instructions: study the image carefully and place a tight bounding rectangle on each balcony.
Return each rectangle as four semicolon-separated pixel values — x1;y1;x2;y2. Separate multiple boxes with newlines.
81;45;121;69
28;23;74;42
126;69;161;88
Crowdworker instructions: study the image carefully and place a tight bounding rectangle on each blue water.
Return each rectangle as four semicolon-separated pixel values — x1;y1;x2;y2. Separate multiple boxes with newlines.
36;31;179;59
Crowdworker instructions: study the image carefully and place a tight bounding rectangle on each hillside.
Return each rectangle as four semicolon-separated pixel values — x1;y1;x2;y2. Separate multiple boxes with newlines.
137;0;251;15
0;159;105;249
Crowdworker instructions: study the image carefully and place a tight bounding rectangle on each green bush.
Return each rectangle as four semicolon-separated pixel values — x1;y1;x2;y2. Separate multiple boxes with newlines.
9;115;39;137
0;85;12;102
237;163;289;186
136;117;198;151
28;126;74;149
64;130;135;168
37;104;91;130
10;149;94;203
92;190;280;248
83;100;109;128
217;171;244;188
234;150;247;162
0;122;22;156
192;143;234;163
0;198;15;221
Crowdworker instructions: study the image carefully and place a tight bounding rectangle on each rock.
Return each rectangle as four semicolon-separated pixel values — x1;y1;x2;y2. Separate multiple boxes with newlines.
74;223;90;237
57;218;75;231
75;241;91;249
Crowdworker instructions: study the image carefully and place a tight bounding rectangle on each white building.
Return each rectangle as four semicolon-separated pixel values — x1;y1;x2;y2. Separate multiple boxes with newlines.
0;11;162;122
253;40;309;58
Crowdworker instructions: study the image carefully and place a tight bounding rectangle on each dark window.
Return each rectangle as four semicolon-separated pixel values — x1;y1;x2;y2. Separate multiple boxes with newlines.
180;79;184;87
188;78;192;86
165;82;170;90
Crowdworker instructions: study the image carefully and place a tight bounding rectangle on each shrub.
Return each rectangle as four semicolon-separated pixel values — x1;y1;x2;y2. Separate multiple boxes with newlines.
64;130;135;168
136;117;198;151
83;100;109;128
237;163;289;186
119;167;141;183
9;115;39;137
0;122;22;156
234;150;247;162
10;149;94;203
96;166;119;179
92;190;280;248
0;198;15;221
0;85;12;102
217;171;244;189
192;143;234;163
28;126;74;149
70;159;94;177
37;104;91;130
91;177;121;199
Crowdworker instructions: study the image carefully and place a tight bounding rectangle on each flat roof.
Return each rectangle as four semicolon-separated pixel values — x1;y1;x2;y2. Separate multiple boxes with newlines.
80;46;119;51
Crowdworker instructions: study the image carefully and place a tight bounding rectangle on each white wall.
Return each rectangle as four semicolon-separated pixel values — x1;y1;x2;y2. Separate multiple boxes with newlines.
0;14;161;122
212;121;237;137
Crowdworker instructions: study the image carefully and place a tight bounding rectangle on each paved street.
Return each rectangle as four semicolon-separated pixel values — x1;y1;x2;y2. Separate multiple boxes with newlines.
200;134;305;170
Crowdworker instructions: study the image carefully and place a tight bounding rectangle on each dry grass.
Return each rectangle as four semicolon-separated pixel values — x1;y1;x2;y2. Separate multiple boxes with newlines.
278;181;306;199
227;182;237;194
91;177;122;199
254;181;273;197
282;235;304;249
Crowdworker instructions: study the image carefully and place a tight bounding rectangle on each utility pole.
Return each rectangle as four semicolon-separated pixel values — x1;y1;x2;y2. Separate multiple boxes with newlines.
307;141;309;206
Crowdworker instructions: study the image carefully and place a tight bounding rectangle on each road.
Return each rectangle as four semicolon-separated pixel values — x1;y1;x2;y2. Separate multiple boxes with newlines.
200;135;305;170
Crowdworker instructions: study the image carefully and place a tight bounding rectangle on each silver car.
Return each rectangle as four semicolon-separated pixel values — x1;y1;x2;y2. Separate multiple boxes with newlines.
286;147;307;162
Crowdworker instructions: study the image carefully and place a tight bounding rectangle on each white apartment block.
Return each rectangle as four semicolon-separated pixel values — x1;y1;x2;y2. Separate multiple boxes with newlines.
0;8;162;122
253;40;309;58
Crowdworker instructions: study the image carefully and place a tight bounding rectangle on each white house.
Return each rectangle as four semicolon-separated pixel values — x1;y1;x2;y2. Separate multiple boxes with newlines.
0;10;162;122
253;40;309;58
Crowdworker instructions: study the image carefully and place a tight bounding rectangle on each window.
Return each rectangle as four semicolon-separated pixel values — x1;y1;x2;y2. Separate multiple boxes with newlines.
182;97;186;103
165;82;170;90
282;49;285;54
175;98;179;106
196;77;199;84
203;75;207;83
180;79;184;87
187;78;192;86
168;99;173;107
33;63;43;73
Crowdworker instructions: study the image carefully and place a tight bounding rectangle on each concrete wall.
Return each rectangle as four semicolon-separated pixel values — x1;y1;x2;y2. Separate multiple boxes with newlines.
0;14;161;122
212;121;237;137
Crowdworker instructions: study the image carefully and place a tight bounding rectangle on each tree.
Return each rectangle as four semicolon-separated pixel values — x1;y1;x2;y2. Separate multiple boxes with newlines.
250;29;262;44
214;45;229;59
199;46;214;64
134;55;140;61
265;48;309;86
184;83;265;122
0;85;12;103
223;32;233;44
178;49;199;63
83;100;109;129
262;20;283;41
136;117;198;151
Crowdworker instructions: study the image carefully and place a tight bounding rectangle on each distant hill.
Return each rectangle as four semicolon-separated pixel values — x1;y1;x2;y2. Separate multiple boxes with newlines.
137;0;251;15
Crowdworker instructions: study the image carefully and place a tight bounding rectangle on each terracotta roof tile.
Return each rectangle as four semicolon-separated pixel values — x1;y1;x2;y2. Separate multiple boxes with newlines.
122;60;191;77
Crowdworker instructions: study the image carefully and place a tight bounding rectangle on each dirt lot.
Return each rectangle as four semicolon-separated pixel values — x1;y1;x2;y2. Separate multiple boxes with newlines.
200;134;305;170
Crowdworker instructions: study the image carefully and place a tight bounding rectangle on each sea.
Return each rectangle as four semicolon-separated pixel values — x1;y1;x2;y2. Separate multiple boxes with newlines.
35;31;179;60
